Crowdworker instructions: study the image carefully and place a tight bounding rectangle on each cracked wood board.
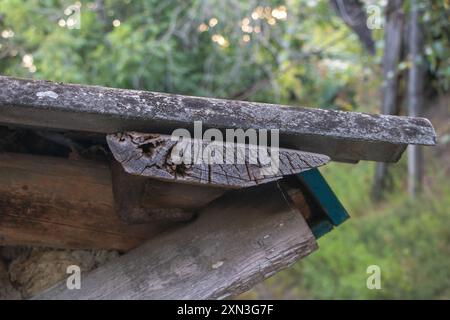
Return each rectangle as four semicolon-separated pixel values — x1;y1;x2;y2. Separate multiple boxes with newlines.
35;182;317;300
107;132;330;188
0;76;436;162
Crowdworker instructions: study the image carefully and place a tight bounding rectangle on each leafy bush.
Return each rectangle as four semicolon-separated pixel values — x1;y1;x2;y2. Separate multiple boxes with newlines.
246;161;450;299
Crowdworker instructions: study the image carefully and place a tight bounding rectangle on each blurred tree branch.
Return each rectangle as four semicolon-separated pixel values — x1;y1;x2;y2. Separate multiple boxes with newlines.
329;0;375;55
231;32;351;100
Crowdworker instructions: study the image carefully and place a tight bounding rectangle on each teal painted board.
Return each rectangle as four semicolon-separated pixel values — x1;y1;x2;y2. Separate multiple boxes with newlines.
311;220;334;239
299;168;350;227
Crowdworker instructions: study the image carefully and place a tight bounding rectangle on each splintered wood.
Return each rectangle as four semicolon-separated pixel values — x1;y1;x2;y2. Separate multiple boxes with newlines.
107;132;330;188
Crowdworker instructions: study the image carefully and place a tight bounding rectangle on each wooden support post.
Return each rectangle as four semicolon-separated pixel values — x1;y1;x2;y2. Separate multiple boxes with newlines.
0;152;174;251
35;182;317;300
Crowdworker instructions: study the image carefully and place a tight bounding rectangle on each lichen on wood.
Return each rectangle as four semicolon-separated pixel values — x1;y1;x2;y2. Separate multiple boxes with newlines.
0;75;436;162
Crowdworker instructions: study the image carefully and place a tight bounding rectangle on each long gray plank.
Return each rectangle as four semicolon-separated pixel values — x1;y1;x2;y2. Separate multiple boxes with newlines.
0;76;436;162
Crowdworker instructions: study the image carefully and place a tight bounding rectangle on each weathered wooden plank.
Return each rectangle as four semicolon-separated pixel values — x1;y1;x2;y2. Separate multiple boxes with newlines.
0;152;174;251
0;76;436;162
107;132;330;188
35;182;317;300
110;160;227;223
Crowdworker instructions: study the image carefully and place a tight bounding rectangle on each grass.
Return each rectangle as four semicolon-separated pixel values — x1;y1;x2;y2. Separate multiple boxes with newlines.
242;155;450;299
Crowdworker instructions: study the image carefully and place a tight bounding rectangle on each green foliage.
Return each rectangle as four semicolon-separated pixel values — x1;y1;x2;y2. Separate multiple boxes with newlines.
0;1;449;102
319;162;374;216
422;0;450;92
0;0;372;108
245;161;450;299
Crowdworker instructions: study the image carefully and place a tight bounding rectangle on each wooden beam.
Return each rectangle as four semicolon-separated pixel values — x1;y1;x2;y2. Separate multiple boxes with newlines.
0;152;175;251
107;132;330;188
110;160;227;224
0;76;435;163
35;182;317;299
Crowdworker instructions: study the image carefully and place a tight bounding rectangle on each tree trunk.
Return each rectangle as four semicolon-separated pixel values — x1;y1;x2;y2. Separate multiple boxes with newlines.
407;0;424;196
372;0;405;201
330;0;375;54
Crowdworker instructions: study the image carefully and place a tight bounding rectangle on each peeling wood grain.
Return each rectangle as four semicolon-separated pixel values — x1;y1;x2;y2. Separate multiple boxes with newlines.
0;76;436;162
107;132;330;188
35;182;317;300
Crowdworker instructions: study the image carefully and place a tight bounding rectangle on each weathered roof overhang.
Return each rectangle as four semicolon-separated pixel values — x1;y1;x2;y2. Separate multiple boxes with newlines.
0;75;436;162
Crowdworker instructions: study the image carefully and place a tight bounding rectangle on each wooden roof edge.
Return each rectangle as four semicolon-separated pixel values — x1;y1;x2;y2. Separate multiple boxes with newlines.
0;75;436;162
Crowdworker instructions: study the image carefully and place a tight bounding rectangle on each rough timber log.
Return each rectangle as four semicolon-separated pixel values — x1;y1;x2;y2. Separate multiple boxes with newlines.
107;132;330;188
35;182;317;300
0;76;436;163
0;152;176;251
